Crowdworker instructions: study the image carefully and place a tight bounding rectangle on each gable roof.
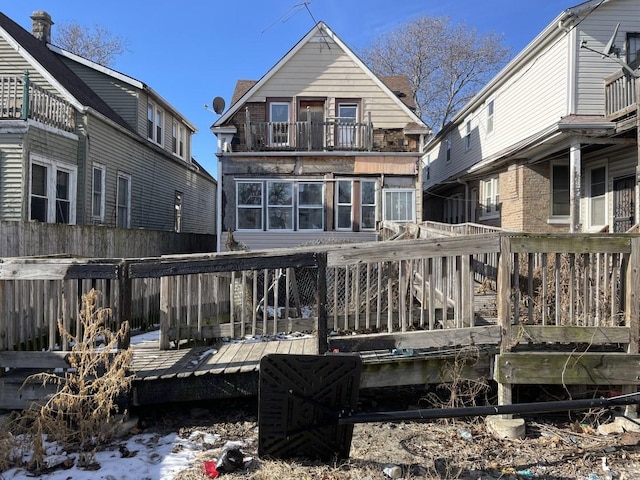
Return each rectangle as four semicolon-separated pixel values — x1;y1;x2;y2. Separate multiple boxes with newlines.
0;11;132;132
213;21;427;130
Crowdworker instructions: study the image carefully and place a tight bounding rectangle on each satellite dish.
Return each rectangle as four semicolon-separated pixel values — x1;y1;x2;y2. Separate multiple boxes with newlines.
603;23;620;58
212;97;226;114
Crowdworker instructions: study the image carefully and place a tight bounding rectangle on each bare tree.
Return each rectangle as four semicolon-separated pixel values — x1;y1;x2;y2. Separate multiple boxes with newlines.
360;16;510;131
54;22;128;67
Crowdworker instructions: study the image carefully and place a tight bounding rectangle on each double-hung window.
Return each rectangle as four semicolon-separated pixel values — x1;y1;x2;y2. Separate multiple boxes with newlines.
627;33;640;66
30;155;77;224
172;120;186;159
336;180;353;229
589;165;607;227
298;182;324;230
551;164;570;218
237;182;263;230
445;137;451;162
91;163;105;221
481;177;500;218
267;181;293;230
465;120;472;150
487;100;494;134
269;102;290;147
116;173;131;228
337;102;358;148
147;102;164;145
361;180;377;230
383;189;415;223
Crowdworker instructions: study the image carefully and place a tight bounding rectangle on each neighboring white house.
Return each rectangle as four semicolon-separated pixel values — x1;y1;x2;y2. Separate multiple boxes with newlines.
423;0;640;234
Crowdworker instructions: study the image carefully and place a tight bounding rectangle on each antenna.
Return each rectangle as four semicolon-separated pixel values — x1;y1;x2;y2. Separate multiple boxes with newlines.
580;23;638;78
603;22;620;58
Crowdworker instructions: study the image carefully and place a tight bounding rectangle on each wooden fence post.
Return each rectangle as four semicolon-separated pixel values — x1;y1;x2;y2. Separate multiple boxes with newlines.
117;261;132;349
624;236;640;417
497;235;513;412
316;252;328;354
159;275;171;350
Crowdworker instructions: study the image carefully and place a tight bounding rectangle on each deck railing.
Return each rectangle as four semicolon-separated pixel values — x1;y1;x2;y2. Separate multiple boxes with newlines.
0;73;75;132
244;107;373;151
604;68;638;119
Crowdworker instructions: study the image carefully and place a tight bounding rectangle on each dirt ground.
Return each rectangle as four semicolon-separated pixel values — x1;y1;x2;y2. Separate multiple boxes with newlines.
137;395;640;480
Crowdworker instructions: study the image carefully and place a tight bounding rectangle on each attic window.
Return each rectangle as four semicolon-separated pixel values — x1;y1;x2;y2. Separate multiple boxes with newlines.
147;102;164;146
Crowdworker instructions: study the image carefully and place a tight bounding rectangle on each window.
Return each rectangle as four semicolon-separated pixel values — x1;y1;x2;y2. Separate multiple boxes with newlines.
237;181;263;230
551;164;570;217
481;177;500;218
361;180;377;230
336;180;353;229
383;189;415;223
172;120;186;159
116;173;131;228
91;164;105;221
627;33;640;66
267;181;293;230
337;102;358;147
424;154;431;181
487;100;494;134
147;102;164;145
445;137;451;162
589;165;607;227
269;102;290;146
174;191;183;233
465;120;471;150
30;156;76;224
298;182;324;230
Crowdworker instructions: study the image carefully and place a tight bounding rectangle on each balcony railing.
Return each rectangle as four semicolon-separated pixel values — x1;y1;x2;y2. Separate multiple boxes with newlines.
244;107;373;152
604;68;638;119
0;72;75;132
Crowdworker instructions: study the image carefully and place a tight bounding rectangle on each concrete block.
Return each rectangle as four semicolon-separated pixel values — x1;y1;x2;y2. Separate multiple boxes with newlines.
485;416;526;440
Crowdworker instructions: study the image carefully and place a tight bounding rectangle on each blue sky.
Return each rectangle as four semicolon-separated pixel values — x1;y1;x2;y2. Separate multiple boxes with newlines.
3;1;577;178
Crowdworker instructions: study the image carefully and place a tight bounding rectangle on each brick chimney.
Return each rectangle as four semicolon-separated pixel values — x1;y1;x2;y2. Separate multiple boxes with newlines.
31;11;53;43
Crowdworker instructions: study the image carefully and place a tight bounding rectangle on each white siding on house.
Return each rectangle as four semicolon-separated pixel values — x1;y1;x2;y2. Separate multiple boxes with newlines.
574;0;640;115
0;132;25;221
249;36;415;129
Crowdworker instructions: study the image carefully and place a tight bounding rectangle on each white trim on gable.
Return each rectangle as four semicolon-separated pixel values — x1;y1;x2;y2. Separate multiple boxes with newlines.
213;22;427;130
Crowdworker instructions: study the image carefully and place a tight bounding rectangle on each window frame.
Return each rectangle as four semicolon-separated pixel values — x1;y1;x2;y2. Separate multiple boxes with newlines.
587;163;608;229
29;154;77;225
236;181;264;231
147;101;164;146
550;163;570;220
382;188;416;223
445;137;451;162
91;163;106;221
336;179;354;230
116;172;131;229
298;182;324;231
336;100;360;148
465;120;472;150
486;99;495;134
267;180;294;231
360;180;377;231
268;101;291;147
480;176;500;220
626;32;640;67
172;119;186;159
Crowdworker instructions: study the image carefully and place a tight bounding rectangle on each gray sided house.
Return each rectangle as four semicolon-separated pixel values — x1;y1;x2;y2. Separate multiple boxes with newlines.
212;22;429;251
423;0;640;234
0;11;216;236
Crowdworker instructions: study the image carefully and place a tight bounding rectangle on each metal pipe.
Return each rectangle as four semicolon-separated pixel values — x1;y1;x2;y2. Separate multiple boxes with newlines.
338;393;640;425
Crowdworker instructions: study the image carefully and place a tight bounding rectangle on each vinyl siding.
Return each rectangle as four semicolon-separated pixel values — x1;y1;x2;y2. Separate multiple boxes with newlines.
248;35;415;129
0;131;25;221
84;117;215;234
60;58;139;129
425;31;570;189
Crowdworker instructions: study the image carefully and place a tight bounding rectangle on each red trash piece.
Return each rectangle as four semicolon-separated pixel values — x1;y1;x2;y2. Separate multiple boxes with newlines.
203;461;220;478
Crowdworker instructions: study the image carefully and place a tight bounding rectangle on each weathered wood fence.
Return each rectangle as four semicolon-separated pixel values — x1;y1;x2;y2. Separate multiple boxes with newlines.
0;232;638;407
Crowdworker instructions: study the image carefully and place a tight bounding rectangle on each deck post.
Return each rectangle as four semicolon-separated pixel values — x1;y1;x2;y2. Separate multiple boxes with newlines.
159;275;171;350
497;235;513;414
624;236;640;417
316;252;328;354
117;260;132;349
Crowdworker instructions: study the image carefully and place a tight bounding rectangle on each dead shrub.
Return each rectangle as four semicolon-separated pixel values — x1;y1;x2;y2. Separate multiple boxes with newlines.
18;288;133;472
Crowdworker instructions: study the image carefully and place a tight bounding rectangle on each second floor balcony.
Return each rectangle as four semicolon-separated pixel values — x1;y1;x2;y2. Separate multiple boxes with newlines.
1;73;75;133
604;67;638;122
244;107;373;152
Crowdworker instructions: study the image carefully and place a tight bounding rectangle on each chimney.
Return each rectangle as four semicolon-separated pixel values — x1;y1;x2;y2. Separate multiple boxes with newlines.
31;11;53;43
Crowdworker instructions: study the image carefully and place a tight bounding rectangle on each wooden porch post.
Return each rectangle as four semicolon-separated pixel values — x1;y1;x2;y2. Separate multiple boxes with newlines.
21;70;30;120
316;252;328;354
117;261;132;349
496;235;513;412
569;141;581;233
159;276;171;350
624;236;640;417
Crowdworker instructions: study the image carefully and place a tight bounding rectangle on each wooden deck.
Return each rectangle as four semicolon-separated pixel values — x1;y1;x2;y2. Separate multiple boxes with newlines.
130;337;319;405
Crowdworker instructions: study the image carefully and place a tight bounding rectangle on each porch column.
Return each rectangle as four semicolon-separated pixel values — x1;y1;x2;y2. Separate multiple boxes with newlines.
569;141;581;233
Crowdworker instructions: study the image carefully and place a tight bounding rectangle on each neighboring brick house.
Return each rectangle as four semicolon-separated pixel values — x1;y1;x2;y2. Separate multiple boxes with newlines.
211;22;429;251
0;11;216;235
423;0;640;234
